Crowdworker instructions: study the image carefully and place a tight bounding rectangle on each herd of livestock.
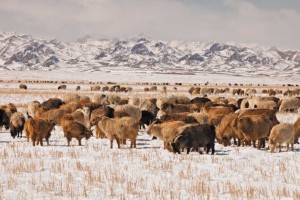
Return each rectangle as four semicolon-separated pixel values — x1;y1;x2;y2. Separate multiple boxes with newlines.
1;84;300;154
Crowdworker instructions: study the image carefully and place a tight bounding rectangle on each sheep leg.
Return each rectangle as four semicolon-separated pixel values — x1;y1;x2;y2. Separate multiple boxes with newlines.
46;133;51;146
211;144;215;155
206;145;210;154
66;132;72;146
116;138;121;149
233;138;237;145
186;148;190;154
252;140;256;148
39;138;43;146
110;139;114;149
78;138;82;146
291;143;294;151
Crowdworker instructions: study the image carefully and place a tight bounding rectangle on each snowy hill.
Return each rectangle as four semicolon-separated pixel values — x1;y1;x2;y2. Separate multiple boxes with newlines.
0;32;300;78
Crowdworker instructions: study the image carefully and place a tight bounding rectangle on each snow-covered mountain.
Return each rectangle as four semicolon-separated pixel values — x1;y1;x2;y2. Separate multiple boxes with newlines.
0;32;300;78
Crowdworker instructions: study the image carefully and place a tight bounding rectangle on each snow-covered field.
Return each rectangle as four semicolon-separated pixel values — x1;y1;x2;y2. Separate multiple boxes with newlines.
1;72;300;200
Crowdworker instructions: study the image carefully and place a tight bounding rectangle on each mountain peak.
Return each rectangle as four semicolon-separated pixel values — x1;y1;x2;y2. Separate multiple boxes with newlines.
0;32;299;78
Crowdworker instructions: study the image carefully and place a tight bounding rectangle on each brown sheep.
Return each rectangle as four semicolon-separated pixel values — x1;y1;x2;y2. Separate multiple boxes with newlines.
216;113;242;146
161;113;198;124
201;105;233;116
268;123;294;153
187;113;209;124
160;102;191;114
98;116;139;148
147;120;186;151
61;114;93;146
34;106;49;118
19;84;27;89
293;118;300;144
40;108;68;125
10;112;25;138
24;117;56;146
236;108;278;124
114;104;142;121
59;102;81;113
237;114;279;149
89;106;115;139
71;110;85;124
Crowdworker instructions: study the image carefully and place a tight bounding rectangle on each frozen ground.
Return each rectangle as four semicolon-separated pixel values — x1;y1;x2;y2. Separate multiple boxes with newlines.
0;72;300;199
1;70;299;85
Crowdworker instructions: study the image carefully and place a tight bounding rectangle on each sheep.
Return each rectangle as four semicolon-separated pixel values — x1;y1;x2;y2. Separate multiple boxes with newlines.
80;95;91;102
10;112;25;138
27;101;41;118
91;86;101;91
189;97;211;104
92;94;110;105
139;99;159;116
147;120;186;151
71;110;85;124
75;86;81;90
125;87;133;92
140;110;155;129
98;116;139;148
173;95;190;104
59;102;81;113
294;118;300;144
0;108;9;130
268;123;295;153
279;97;300;113
19;84;27;89
161;113;198;124
187;113;209;124
160;102;191;114
102;86;109;92
129;97;140;106
89;106;115;139
40;108;68;125
41;98;64;110
61;114;93;146
63;94;81;104
114;104;142;121
24;117;56;146
33;106;49;118
172;124;216;154
1;103;18;114
114;110;130;118
90;106;115;126
107;94;121;105
58;84;67;90
149;86;157;92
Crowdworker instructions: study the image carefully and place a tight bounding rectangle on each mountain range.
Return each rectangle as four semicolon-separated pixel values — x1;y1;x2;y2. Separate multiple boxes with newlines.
0;32;299;78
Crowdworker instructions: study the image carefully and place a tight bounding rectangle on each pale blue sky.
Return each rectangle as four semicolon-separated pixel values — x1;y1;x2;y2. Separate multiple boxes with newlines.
1;0;299;49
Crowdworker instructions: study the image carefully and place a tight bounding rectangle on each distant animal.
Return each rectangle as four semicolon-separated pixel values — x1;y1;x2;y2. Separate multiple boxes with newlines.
19;84;27;90
58;84;67;90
